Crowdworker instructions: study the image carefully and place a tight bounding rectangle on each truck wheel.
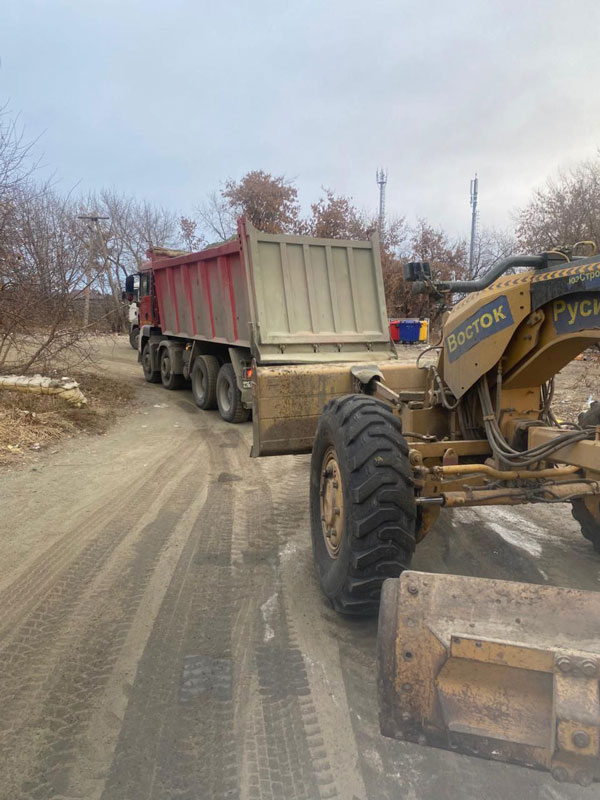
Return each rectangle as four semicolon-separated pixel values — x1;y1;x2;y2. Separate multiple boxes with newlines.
572;498;600;553
160;348;185;390
142;343;161;383
129;326;140;350
191;355;219;409
216;363;250;423
309;395;416;616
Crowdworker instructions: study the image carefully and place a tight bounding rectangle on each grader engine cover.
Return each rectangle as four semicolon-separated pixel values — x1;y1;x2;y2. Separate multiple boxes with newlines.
442;258;600;398
378;571;600;787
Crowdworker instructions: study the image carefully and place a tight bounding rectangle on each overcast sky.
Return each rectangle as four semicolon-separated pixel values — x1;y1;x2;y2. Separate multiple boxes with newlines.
2;0;600;240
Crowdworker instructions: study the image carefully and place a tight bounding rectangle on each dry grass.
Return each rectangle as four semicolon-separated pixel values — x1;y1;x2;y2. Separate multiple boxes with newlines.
0;372;136;466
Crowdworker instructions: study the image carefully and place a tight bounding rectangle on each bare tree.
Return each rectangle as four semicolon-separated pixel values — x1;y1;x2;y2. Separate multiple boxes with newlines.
468;226;516;279
0;183;96;371
196;190;236;242
74;190;180;329
515;156;600;252
0;104;40;280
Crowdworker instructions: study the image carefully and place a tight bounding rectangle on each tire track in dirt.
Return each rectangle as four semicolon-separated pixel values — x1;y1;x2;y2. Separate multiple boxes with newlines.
0;437;194;637
0;439;207;800
239;452;339;800
99;435;340;800
100;431;243;799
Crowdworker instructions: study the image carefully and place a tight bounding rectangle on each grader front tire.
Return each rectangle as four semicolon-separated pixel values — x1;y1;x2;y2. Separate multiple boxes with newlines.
309;395;416;616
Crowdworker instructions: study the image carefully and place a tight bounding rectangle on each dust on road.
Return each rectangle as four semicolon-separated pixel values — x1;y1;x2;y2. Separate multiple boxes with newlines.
1;337;598;800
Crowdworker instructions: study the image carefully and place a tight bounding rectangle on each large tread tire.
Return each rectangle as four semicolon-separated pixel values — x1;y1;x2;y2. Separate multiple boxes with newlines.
141;343;161;383
129;326;140;350
572;499;600;553
191;355;219;410
309;394;416;616
216;363;250;424
160;348;185;390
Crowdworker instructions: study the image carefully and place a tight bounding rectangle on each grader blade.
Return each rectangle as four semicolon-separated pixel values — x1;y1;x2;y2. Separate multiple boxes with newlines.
378;571;600;786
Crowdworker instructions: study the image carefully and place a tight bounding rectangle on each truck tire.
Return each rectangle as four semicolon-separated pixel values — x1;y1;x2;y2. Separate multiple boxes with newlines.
129;326;140;350
309;395;416;616
216;363;250;423
160;348;185;390
142;343;161;383
191;355;219;409
572;498;600;553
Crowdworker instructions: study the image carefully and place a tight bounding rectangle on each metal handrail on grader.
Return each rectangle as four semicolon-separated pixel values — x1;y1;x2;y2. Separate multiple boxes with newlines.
260;245;600;787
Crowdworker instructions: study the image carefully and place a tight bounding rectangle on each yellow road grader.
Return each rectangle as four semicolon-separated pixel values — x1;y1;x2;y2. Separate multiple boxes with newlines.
331;250;600;787
253;243;600;787
136;221;600;786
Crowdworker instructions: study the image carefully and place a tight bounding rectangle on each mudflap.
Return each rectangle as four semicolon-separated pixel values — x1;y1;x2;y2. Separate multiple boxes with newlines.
377;571;600;787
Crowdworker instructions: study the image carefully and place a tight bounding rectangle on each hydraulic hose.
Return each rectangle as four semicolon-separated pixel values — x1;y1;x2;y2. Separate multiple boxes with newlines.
412;255;545;295
477;378;594;467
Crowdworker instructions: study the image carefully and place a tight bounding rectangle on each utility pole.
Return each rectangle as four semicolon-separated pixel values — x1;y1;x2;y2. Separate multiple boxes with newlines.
469;174;479;276
376;168;388;235
78;214;109;326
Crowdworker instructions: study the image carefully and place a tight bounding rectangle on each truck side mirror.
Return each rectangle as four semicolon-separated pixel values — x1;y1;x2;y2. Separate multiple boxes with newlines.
125;274;135;294
403;261;431;282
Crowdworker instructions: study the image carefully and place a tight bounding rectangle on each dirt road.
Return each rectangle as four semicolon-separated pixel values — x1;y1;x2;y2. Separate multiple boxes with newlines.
1;337;598;800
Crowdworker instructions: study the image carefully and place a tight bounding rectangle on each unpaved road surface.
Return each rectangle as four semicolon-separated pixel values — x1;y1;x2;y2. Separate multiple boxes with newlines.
1;337;598;800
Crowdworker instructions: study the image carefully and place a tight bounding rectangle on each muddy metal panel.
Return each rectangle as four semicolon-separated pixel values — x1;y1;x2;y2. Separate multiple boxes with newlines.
378;571;600;786
152;240;251;347
240;219;393;363
252;362;428;456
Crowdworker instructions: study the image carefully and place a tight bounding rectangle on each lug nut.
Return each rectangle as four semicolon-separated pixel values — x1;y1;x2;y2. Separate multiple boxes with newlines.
572;730;590;749
582;659;598;677
407;583;419;595
556;657;572;673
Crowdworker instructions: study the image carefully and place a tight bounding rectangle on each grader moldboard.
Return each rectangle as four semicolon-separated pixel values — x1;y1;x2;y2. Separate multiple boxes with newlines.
303;247;600;787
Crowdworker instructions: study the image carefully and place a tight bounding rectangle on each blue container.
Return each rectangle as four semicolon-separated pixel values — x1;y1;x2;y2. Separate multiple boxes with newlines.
397;320;421;343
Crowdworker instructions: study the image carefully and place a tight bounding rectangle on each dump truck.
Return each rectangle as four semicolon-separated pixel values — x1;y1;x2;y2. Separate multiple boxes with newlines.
132;218;396;425
130;220;600;785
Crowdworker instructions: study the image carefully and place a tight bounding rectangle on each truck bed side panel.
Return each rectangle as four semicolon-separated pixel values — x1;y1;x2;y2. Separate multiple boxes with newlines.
152;241;251;347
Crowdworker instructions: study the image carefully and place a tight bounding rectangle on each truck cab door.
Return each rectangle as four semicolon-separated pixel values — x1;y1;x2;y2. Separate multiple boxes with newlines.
138;272;157;327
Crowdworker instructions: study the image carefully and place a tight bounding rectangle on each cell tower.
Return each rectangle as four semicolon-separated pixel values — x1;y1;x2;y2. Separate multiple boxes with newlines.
469;173;479;274
376;168;388;234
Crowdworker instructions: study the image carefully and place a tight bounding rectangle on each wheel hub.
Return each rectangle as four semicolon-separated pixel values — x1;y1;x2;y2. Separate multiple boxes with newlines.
320;448;344;558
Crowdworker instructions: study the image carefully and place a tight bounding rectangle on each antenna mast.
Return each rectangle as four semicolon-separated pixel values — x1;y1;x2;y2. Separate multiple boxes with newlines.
469;174;479;275
376;168;388;234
